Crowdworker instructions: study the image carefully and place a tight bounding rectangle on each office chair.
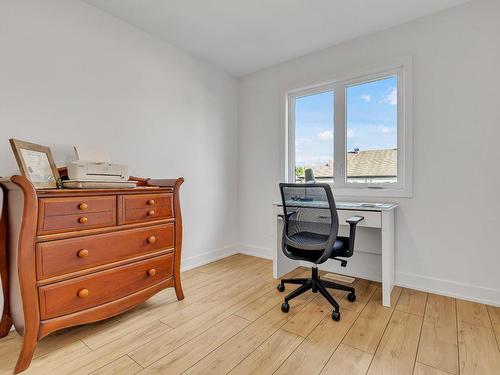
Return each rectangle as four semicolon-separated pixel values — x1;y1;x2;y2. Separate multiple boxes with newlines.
277;183;364;321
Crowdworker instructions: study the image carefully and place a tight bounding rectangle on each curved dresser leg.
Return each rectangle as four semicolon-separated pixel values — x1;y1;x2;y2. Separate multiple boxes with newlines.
0;245;13;337
10;176;40;373
174;277;184;301
0;183;13;338
14;327;38;374
173;177;185;301
143;177;185;301
0;315;12;338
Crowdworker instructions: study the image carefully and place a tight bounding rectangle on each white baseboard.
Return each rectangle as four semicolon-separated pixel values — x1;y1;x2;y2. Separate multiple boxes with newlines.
238;244;273;260
396;271;500;307
181;245;239;272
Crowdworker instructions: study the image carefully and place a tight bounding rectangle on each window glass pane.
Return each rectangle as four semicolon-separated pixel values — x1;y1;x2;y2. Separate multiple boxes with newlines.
294;91;334;182
346;76;397;184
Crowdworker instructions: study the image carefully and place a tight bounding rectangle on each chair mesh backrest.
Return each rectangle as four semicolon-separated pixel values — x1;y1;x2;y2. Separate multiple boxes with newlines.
279;183;339;251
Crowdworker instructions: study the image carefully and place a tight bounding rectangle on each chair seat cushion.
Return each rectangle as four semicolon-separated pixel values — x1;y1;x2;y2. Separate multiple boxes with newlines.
285;232;350;263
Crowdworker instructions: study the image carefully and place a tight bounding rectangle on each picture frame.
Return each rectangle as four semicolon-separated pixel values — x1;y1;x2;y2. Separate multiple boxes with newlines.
9;139;60;189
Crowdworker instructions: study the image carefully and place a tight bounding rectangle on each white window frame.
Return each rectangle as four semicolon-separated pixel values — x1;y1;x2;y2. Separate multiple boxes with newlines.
286;57;413;198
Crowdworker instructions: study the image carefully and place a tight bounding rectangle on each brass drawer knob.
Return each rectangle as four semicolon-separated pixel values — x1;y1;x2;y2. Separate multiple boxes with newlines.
78;203;88;210
78;289;89;298
78;217;88;224
147;210;155;216
147;199;155;205
147;269;156;277
147;236;156;244
78;249;89;258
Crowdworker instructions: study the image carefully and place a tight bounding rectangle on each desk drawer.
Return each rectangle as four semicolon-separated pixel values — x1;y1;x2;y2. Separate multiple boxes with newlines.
118;193;173;225
337;210;381;228
36;223;174;280
39;254;174;320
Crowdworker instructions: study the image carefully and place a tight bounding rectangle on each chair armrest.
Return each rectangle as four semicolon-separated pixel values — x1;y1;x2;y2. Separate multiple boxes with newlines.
279;211;298;249
346;216;364;255
346;216;364;224
312;215;366;263
278;211;297;220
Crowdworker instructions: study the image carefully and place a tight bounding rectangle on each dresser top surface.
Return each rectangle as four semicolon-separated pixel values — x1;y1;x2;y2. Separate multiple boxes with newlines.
37;186;172;197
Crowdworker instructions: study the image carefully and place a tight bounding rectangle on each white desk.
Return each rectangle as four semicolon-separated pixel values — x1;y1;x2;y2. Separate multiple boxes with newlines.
273;201;397;307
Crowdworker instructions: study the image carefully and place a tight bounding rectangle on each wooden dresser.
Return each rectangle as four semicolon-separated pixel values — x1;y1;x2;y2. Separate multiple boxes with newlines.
0;175;184;373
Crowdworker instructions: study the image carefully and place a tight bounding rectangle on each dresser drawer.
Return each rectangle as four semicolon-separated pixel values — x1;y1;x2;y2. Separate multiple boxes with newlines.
122;193;173;210
38;211;116;235
36;223;175;280
38;254;174;319
40;196;116;216
118;193;173;225
38;196;117;235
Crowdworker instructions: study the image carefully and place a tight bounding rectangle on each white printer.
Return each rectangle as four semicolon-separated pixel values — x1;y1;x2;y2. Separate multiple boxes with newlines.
64;146;136;188
67;161;129;181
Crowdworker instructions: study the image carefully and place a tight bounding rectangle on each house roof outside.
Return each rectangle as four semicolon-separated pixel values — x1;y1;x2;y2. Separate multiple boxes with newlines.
311;149;397;178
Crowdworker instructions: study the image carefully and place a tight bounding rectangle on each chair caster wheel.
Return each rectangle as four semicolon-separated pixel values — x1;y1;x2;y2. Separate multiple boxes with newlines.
281;302;290;313
347;292;356;302
277;284;285;292
332;310;341;321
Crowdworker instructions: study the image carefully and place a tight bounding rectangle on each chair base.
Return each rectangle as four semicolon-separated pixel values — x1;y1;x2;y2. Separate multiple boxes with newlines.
277;267;356;321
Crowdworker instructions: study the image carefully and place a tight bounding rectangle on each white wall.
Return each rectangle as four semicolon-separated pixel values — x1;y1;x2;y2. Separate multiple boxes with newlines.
0;0;238;311
238;0;500;305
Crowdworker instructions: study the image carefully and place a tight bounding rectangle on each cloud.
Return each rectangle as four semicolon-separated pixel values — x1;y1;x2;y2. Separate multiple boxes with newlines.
318;130;333;140
378;125;396;134
361;94;371;102
380;87;397;106
318;129;353;140
295;138;312;147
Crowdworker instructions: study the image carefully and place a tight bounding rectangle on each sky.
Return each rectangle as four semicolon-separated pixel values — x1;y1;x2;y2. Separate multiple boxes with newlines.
295;75;397;166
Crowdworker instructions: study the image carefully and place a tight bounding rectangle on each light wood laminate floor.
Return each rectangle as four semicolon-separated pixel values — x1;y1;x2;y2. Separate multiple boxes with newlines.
1;254;499;375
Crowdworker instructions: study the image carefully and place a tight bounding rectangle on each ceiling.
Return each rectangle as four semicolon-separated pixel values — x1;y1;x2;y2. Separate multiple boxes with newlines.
84;0;471;76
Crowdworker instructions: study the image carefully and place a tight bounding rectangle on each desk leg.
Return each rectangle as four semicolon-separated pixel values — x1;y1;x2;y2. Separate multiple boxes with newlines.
381;210;395;307
273;215;297;279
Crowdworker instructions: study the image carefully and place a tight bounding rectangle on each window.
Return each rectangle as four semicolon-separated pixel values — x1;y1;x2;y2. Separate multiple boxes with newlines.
287;59;412;197
345;76;398;184
293;90;334;182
